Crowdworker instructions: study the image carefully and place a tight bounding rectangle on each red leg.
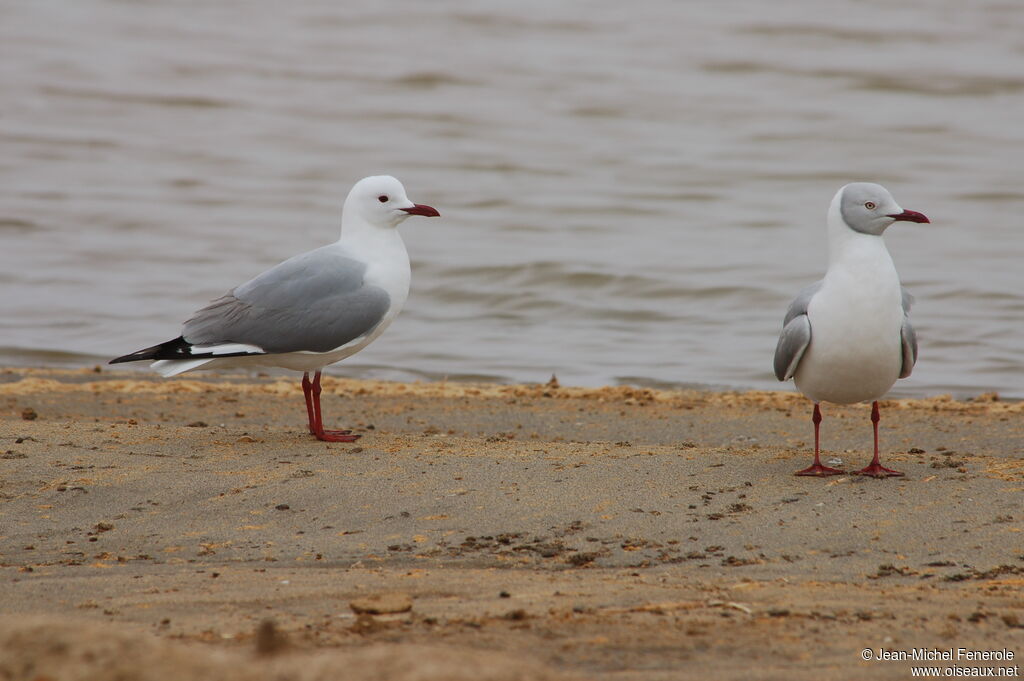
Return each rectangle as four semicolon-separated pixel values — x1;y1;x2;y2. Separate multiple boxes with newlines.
853;401;903;477
795;403;844;476
309;370;360;443
302;372;316;434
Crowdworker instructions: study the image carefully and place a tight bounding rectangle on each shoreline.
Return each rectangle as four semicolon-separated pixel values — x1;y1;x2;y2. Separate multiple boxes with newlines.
2;361;1017;402
3;365;1019;408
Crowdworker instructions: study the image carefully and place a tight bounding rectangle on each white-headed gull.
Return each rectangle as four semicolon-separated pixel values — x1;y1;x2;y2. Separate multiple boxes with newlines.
111;175;440;442
774;183;929;477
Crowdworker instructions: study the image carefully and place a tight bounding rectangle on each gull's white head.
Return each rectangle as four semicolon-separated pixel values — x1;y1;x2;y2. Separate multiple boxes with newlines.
835;182;929;236
343;175;440;228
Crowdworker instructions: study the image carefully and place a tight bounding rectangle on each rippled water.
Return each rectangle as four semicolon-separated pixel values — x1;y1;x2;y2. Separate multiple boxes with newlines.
3;0;1022;398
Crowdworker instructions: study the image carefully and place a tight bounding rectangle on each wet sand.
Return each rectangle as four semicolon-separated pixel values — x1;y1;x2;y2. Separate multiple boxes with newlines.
2;368;1022;680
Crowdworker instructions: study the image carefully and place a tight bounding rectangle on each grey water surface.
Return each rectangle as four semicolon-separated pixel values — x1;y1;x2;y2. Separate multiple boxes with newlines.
2;0;1021;398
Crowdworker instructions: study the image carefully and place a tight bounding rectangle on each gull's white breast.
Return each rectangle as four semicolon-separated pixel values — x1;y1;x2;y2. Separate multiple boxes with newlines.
794;245;904;404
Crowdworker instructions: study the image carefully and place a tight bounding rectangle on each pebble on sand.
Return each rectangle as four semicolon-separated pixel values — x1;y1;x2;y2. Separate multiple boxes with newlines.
350;592;413;615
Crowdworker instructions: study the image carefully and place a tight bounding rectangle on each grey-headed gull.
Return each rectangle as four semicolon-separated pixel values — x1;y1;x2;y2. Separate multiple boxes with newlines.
774;183;929;477
111;175;439;442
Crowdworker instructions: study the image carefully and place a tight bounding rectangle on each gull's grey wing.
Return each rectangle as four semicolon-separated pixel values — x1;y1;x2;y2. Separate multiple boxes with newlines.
182;246;391;354
773;280;821;381
901;287;915;315
898;286;917;379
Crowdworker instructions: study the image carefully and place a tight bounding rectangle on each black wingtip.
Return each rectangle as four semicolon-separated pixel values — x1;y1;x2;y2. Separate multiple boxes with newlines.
109;337;193;364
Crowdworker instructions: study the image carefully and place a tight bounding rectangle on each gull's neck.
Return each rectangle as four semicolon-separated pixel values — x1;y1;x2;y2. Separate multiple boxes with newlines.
337;213;411;299
338;214;405;257
825;193;893;272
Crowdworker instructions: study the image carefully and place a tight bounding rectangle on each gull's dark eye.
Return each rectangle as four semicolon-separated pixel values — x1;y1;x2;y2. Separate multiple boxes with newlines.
864;201;876;210
378;195;389;203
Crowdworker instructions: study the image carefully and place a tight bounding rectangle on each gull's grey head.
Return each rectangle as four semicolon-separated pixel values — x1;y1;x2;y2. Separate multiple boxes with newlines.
837;182;929;235
344;175;440;228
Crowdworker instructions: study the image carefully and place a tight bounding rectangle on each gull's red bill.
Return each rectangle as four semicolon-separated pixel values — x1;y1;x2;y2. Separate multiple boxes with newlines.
888;209;929;224
402;204;441;217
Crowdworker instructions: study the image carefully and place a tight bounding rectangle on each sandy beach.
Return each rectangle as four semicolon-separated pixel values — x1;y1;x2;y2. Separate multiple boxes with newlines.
1;367;1022;680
